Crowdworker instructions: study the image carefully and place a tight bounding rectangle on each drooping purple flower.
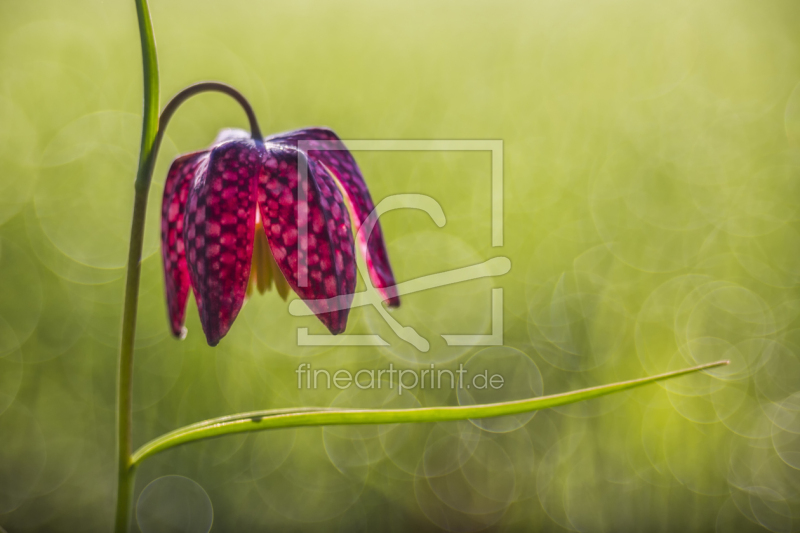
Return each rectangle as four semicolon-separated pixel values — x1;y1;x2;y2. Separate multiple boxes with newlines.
161;127;398;346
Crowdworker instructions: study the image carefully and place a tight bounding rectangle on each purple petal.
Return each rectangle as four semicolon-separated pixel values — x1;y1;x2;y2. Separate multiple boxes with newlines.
183;140;260;346
266;127;399;307
258;144;356;334
161;151;208;338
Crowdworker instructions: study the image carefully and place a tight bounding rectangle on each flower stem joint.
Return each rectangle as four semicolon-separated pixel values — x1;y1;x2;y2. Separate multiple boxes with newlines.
161;126;400;346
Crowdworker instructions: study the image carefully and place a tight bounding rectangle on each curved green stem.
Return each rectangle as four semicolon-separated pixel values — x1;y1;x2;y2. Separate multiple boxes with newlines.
115;1;159;531
141;82;263;192
159;82;263;142
132;0;160;194
131;360;728;466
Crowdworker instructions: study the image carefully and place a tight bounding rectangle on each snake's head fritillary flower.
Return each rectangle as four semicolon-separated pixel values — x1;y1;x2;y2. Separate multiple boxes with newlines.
161;127;399;346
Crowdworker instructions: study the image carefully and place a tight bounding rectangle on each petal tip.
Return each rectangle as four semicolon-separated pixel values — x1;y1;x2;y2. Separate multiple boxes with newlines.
200;318;232;347
169;322;188;340
318;310;348;335
327;323;346;335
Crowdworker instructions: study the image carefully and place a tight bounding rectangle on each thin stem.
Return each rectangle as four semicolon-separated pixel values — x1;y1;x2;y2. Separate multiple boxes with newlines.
140;82;263;198
160;82;262;141
131;360;728;466
115;0;159;530
132;0;160;192
114;189;149;533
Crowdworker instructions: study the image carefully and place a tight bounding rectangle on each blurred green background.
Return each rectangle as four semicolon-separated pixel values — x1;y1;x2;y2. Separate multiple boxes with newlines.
1;0;800;531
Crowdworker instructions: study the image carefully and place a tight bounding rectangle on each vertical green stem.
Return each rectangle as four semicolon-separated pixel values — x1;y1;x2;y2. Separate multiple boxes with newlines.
115;0;159;531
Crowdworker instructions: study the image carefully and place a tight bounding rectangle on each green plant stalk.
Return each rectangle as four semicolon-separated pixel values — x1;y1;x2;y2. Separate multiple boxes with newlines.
114;0;159;531
131;360;727;465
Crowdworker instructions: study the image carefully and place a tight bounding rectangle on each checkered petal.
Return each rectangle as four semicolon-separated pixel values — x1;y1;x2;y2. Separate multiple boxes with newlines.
161;151;208;338
258;144;356;334
266;127;399;307
183;140;260;346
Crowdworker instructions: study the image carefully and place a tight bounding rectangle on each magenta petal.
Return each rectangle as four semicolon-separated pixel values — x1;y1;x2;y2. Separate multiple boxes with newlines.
161;151;208;337
266;128;399;307
258;145;356;334
183;140;260;346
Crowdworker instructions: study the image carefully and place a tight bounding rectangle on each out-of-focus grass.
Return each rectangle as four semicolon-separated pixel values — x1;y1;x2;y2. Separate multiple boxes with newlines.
1;0;800;531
